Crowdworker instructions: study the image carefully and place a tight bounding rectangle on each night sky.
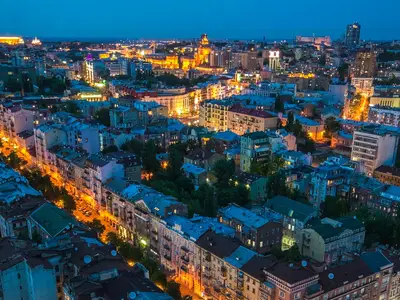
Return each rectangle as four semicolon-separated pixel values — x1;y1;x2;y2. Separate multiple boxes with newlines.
1;0;398;40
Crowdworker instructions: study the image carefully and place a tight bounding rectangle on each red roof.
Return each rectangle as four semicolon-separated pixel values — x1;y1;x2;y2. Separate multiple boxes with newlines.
229;105;275;118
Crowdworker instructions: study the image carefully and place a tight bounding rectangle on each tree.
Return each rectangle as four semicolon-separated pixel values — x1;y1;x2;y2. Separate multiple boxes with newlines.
118;242;143;262
102;145;118;154
274;96;284;113
151;271;167;289
267;171;290;198
121;139;143;157
106;232;122;247
166;146;184;180
95;108;110;126
5;77;21;92
61;192;76;212
286;112;295;132
324;117;341;139
65;101;80;116
212;159;235;189
7;151;26;169
323;196;349;218
194;184;216;217
250;154;285;177
166;281;182;300
142;141;160;174
87;219;105;235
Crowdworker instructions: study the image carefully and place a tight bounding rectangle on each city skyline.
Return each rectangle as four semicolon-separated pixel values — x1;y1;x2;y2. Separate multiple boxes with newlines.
1;0;399;41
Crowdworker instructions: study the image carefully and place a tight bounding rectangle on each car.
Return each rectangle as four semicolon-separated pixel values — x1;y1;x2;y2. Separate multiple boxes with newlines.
183;296;192;300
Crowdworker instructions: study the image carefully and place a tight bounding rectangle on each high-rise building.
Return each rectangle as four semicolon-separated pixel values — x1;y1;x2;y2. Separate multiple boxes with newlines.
345;22;361;47
353;49;377;78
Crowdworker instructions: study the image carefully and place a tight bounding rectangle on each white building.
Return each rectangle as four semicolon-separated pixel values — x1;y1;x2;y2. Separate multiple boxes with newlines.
351;125;400;176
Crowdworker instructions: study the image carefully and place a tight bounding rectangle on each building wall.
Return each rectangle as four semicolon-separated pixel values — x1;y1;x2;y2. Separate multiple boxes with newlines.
351;131;399;176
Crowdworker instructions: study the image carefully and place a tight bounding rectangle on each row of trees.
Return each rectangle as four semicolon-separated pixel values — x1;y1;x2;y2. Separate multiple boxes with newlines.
106;232;181;299
120;139;250;217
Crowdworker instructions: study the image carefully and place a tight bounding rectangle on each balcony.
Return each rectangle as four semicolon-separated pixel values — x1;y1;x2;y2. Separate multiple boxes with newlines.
163;244;171;251
163;235;172;242
181;255;190;263
181;245;189;253
164;254;171;261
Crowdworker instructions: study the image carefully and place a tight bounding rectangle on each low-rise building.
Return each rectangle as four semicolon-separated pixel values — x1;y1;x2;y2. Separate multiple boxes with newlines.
227;105;278;136
265;195;318;250
181;163;207;187
218;203;282;253
374;165;400;186
184;148;224;171
297;217;365;264
235;172;267;202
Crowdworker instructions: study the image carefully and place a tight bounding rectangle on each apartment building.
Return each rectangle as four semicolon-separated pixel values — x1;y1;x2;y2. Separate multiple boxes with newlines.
240;131;269;172
306;251;393;300
351;125;400;176
194;231;254;299
0;103;34;143
309;157;356;208
368;105;400;126
227;105;278;136
0;238;58;300
297;217;365;264
199;99;233;131
374;165;400;186
84;153;124;205
266;195;318;250
218;204;283;254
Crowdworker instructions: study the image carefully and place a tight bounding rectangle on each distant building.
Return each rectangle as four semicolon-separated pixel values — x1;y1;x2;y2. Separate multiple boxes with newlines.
345;22;361;47
352;49;377;78
296;217;365;264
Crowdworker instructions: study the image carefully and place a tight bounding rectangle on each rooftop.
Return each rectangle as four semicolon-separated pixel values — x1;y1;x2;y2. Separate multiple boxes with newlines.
181;163;206;175
266;196;316;223
229;105;275;119
306;217;364;240
30;203;80;237
224;246;257;268
195;230;242;259
219;203;277;229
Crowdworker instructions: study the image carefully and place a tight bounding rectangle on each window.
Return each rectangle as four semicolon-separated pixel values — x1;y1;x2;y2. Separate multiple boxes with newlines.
279;290;285;298
252;288;255;294
17;273;21;279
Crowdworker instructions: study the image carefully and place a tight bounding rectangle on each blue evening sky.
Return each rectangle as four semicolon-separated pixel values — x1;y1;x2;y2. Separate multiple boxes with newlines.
1;0;398;40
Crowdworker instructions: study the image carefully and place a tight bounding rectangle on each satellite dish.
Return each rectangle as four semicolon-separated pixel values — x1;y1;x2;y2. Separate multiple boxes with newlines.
83;255;92;264
128;292;136;299
328;273;335;280
111;250;117;257
301;260;307;267
289;263;294;268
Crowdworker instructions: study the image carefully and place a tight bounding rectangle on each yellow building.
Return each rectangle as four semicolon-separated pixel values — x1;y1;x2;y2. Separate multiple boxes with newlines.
195;34;211;66
0;36;24;45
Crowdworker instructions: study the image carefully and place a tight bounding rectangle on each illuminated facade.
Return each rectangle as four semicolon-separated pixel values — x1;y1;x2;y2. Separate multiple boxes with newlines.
145;34;211;71
0;36;24;45
268;50;280;71
199;99;233;131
